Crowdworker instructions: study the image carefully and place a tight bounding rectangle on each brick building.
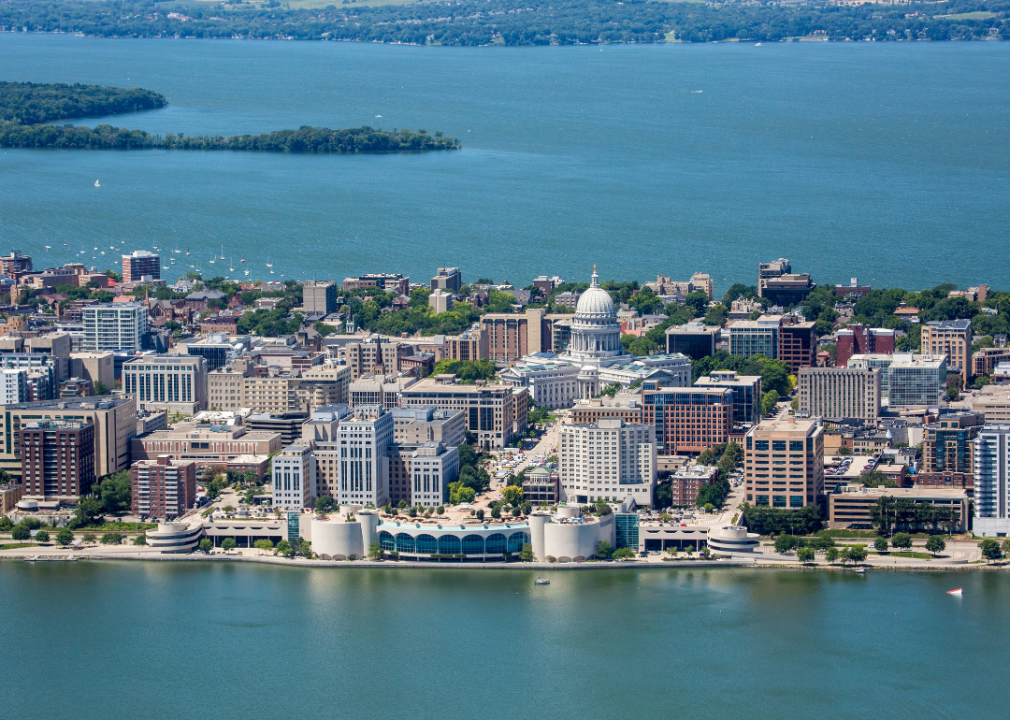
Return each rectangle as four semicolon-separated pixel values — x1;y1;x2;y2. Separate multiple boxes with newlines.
642;387;734;455
835;325;896;369
20;419;96;500
131;455;197;519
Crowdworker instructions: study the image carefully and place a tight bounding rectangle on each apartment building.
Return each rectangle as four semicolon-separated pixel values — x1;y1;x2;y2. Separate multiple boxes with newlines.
694;371;763;426
272;444;317;510
20;419;96;500
846;353;896;402
242;374;300;414
917;412;982;490
973;347;1010;378
797;367;881;422
342;273;409;295
558;418;656;505
400;377;527;449
727;316;782;360
122;250;161;282
836;325;896;368
744;417;824;509
442;327;488;362
0;396;136;480
302;280;338;316
82;303;149;351
663;464;719;507
123;355;208;415
131;455;197;519
341;338;409;381
757;258;815;305
480;313;532;363
921;319;972;385
972;385;1010;423
642;387;734;455
297;364;351;409
665;321;721;360
0;368;28;405
974;425;1010;536
336;406;394;508
431;267;462;294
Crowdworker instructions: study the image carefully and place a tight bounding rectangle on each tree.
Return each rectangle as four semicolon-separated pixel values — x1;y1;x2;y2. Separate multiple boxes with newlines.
979;538;1002;563
298;540;312;558
825;547;840;564
83;533;97;545
683;545;695;557
95;470;132;514
368;541;383;560
101;533;122;545
501;485;523;507
761;389;780;417
848;545;868;563
11;523;30;542
70;495;104;529
891;532;912;550
595;540;613;559
275;539;293;556
1001;538;1010;558
520;543;534;562
475;508;485;521
797;547;815;563
35;529;50;543
774;534;797;554
874;536;889;553
55;528;74;546
93;380;110;395
198;538;212;552
221;538;236;551
490;504;501;519
925;535;945;557
613;547;636;560
315;495;334;514
222;505;236;515
0;516;12;531
253;539;274;552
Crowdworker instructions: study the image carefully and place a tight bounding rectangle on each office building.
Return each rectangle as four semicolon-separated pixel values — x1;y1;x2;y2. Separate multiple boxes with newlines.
778;320;817;373
442;327;488;362
301;404;350;445
727;316;782;360
391;406;466;447
829;486;968;531
522;466;560;506
499;358;581;410
23;334;72;381
123;355;208;414
272;444;317;510
297;364;352;410
571;393;644;425
428;289;453;314
302;280;338;316
407;441;460;508
401;377;527;450
666;321;721;360
0;368;28;405
757;258;815;305
184;335;251;372
0;352;59;401
921;319;972;385
797;367;881;422
20;419;96;500
336;405;394;508
340;338;409;381
835;325;896;369
69;351;115;394
0;396;136;480
431;267;462;294
82;303;149;351
242;374;301;414
245;412;308;446
342;273;409;295
888;354;947;407
131;423;280;476
642;387;734;455
972;385;1010;423
122;250;161;282
917;413;982;490
973;347;1010;378
694;371;763;426
744;418;824;509
975;425;1010;535
131;455;197;519
208;366;247;411
846;353;896;402
349;373;416;409
558;418;656;505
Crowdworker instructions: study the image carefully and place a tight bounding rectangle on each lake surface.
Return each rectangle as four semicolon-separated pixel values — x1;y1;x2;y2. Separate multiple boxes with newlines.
1;36;1009;291
0;562;1006;719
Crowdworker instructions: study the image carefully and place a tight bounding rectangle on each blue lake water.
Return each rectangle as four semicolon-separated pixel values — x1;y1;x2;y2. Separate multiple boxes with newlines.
1;36;1008;290
0;562;1007;720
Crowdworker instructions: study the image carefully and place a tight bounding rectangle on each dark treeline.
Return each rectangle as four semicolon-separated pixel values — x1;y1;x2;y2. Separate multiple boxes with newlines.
0;0;1007;45
0;123;461;152
0;80;166;124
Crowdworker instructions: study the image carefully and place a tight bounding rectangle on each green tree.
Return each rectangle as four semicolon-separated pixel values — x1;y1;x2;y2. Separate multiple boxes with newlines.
520;543;534;562
501;485;523;507
198;538;212;552
275;539;293;556
0;516;12;531
475;509;485;522
83;533;97;545
979;538;1002;563
101;533;122;545
70;495;104;529
315;495;334;514
133;534;147;546
774;534;797;553
254;539;274;552
796;546;815;563
891;532;912;550
595;540;613;559
11;523;30;542
95;470;132;514
848;545;868;563
613;547;636;560
368;541;383;560
35;529;50;543
825;546;840;564
221;538;237;551
925;535;945;556
761;389;780;416
55;528;74;546
874;536;889;553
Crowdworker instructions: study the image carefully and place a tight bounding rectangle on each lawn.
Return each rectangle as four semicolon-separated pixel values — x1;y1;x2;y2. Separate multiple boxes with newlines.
0;543;38;550
937;11;997;20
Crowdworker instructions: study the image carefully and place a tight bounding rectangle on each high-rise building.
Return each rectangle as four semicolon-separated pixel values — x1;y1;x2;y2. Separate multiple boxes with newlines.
340;338;409;381
407;441;459;507
835;325;896;369
0;368;28;405
558;418;656;505
271;444;317;510
336;405;394;508
888;354;947;407
428;290;454;314
0;250;32;276
846;353;896;402
401;377;527;450
778;319;817;373
666;321;721;360
442;327;488;362
642;387;734;455
20;419;96;500
391;406;466;447
302;280;338;316
123;355;208;414
797;367;881;422
121;250;161;283
131;455;197;519
757;258;815;305
727;316;782;360
973;425;1010;536
744;418;824;509
82;303;149;351
430;267;462;294
918;413;982;490
694;371;763;426
921;319;972;385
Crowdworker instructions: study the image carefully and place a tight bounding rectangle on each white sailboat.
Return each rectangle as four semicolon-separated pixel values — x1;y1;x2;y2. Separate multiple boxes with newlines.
94;180;100;187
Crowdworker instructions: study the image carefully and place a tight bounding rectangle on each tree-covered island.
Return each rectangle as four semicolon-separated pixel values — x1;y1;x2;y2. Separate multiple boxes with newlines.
0;80;167;124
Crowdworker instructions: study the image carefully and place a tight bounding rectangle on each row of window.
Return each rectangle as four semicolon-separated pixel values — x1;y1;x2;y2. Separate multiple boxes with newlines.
378;531;529;555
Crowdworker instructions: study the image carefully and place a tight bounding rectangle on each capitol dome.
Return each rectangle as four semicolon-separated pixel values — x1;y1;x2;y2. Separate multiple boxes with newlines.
575;270;615;319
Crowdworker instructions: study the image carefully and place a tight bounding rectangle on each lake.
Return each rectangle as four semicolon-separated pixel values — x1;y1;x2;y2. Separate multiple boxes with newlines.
1;36;1009;291
0;562;1005;719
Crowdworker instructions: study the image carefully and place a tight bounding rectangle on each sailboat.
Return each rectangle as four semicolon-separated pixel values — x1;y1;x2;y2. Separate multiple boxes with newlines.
94;180;100;187
219;244;225;260
947;588;963;596
229;258;235;272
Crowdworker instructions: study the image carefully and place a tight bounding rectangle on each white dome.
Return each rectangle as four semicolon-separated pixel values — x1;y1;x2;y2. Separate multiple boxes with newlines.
575;270;615;319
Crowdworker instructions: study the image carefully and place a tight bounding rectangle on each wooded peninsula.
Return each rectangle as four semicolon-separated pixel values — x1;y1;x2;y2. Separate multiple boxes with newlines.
0;0;1007;45
0;81;460;153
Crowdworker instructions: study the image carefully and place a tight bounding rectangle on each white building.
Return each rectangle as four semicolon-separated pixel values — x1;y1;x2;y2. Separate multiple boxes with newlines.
82;303;149;351
0;368;28;405
409;441;460;507
558;418;656;505
337;405;393;507
974;425;1010;536
499;358;581;410
271;444;317;510
123;355;208;415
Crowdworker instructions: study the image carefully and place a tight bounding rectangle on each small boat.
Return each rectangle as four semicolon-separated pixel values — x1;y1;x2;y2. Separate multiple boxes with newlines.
855;567;866;574
755;42;762;46
534;577;550;585
947;588;963;596
94;179;100;187
240;258;245;263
